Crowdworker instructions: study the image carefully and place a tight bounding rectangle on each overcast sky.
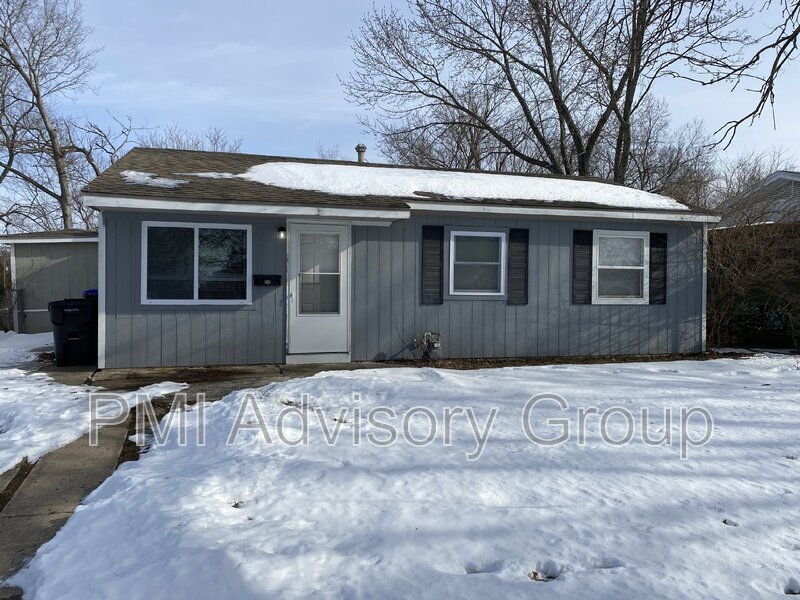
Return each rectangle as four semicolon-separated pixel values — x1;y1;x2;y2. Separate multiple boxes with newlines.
73;1;800;164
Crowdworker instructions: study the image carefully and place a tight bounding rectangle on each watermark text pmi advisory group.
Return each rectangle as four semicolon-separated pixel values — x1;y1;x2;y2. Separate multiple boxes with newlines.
90;392;713;460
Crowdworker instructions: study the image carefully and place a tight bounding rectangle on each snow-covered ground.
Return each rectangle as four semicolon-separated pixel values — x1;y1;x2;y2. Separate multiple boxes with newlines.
0;331;53;368
10;355;800;598
0;332;186;475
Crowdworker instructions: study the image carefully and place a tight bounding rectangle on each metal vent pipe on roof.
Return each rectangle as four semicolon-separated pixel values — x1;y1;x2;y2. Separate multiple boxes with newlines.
355;144;367;163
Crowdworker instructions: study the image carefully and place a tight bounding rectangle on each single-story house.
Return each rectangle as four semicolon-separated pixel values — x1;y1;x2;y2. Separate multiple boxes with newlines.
82;147;719;369
0;230;98;333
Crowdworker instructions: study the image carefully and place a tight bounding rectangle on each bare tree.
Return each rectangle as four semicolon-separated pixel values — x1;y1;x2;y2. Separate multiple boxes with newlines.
0;0;100;230
137;123;242;153
710;150;797;225
344;0;750;182
705;150;800;349
0;0;244;233
70;115;139;179
591;98;717;208
376;92;719;209
711;0;800;145
374;100;524;171
316;143;344;160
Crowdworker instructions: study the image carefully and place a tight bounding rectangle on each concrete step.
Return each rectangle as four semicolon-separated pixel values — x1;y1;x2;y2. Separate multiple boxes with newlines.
0;467;20;502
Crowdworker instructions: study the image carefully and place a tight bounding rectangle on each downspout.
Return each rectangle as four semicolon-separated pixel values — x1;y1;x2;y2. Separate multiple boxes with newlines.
97;214;107;369
9;243;19;333
701;223;708;352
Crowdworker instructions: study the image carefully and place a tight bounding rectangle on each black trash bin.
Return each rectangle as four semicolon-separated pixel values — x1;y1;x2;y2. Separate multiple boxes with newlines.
48;298;98;366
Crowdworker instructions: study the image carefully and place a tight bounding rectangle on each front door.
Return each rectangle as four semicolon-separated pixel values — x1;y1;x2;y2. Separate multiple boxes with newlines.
287;223;350;356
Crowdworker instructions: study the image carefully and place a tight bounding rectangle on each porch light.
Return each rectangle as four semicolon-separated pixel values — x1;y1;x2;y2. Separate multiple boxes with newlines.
277;226;287;240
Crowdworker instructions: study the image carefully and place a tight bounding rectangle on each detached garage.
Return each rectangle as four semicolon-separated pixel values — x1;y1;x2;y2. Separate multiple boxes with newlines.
0;230;98;333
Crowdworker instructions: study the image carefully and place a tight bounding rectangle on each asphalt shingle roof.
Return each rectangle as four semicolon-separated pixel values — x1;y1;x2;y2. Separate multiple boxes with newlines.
82;147;709;215
83;148;410;210
0;229;97;241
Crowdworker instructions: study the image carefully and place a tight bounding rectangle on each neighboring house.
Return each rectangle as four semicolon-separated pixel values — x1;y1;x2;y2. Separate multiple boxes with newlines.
707;171;799;349
0;230;98;333
83;147;718;369
719;170;800;227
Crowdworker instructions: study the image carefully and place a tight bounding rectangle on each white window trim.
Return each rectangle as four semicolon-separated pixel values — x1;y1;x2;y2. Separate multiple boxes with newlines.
449;230;507;296
140;221;253;306
592;229;650;305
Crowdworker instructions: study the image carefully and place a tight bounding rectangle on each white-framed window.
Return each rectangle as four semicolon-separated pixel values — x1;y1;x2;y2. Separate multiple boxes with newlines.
449;230;507;296
141;221;252;305
592;230;649;305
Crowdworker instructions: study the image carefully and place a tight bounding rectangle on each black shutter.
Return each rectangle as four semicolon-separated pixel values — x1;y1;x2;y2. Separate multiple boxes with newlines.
507;228;529;305
649;233;667;305
421;225;444;305
572;229;593;304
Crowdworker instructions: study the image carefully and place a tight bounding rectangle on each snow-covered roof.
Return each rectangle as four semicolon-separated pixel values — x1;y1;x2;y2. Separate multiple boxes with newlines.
233;162;687;211
83;147;702;215
121;170;188;188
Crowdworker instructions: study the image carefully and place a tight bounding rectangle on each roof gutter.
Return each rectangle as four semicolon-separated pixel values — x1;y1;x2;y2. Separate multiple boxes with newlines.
407;201;720;223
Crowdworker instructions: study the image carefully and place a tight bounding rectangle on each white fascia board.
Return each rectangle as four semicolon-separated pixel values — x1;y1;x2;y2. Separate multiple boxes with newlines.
82;193;719;223
0;237;98;244
407;201;721;223
82;194;411;221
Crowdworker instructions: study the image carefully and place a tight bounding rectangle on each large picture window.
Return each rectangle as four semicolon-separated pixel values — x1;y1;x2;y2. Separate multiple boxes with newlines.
449;231;506;295
592;230;649;304
142;222;252;305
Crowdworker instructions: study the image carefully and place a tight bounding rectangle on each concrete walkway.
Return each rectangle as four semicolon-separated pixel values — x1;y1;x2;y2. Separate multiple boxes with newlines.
0;418;130;591
91;361;389;402
0;359;388;595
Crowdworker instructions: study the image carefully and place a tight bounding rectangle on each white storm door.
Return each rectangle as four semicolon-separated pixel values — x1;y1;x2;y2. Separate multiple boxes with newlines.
287;223;350;355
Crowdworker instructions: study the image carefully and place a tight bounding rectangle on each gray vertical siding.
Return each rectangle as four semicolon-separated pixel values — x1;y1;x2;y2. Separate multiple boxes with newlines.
103;211;286;368
104;210;705;368
351;215;705;361
13;242;98;333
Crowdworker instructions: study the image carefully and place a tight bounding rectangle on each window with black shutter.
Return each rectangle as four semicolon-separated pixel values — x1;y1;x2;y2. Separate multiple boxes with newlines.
573;228;667;306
